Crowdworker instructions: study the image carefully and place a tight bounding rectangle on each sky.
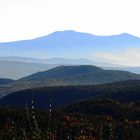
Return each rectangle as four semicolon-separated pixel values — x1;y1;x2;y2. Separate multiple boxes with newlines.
0;0;140;42
0;0;140;66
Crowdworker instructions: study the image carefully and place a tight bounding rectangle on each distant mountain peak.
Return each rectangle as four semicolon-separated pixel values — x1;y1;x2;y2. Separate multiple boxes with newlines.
49;30;136;38
0;30;140;61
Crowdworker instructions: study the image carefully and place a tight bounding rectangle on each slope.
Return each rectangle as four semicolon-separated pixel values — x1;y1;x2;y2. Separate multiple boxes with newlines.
0;80;140;109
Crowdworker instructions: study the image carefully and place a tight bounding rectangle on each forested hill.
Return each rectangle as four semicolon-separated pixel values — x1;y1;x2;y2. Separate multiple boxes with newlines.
0;78;14;85
0;98;140;139
1;65;140;99
0;80;140;109
20;65;140;85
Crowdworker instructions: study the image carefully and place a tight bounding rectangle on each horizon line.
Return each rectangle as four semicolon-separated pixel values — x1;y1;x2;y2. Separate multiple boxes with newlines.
0;30;138;43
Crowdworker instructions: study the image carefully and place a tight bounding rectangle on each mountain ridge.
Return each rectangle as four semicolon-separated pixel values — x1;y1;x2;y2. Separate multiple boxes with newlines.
0;65;139;98
0;30;140;59
21;65;140;82
0;80;140;109
0;78;14;85
1;30;139;43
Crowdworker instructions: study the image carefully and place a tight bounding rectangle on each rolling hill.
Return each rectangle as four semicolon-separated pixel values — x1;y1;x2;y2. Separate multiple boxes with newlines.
0;80;140;109
0;78;14;85
1;57;140;80
0;60;57;79
0;65;140;98
21;65;140;84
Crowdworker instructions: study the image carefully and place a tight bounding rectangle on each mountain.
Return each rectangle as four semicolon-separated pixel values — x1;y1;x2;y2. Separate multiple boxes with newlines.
0;57;94;65
0;30;140;59
0;80;140;109
0;65;140;98
1;57;140;80
0;60;57;79
21;65;140;83
0;78;14;85
0;57;41;63
0;57;122;79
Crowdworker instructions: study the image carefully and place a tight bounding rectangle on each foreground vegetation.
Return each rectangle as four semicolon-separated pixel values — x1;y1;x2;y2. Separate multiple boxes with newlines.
0;99;140;140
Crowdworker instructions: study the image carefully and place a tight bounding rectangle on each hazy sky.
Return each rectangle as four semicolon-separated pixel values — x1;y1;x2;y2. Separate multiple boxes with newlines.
1;0;140;66
0;0;140;42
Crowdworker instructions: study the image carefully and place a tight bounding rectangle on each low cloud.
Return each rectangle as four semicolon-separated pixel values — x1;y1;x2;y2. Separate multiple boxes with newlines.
92;48;140;66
